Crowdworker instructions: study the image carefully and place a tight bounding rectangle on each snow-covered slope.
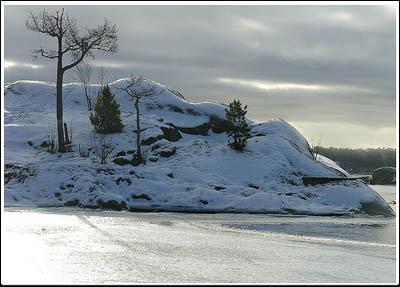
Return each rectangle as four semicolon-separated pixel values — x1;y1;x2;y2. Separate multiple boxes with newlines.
3;79;394;216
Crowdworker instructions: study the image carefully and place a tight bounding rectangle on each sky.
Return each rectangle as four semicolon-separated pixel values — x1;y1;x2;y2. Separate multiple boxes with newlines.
3;4;397;148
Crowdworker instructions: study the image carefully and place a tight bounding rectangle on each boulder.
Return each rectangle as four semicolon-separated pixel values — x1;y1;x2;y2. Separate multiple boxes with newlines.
371;167;396;185
141;135;163;145
158;147;177;158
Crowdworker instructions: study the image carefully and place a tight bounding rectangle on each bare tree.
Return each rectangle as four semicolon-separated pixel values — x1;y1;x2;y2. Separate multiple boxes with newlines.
26;8;118;152
309;137;323;160
97;66;106;87
74;62;93;110
47;125;57;154
118;76;154;162
78;144;90;157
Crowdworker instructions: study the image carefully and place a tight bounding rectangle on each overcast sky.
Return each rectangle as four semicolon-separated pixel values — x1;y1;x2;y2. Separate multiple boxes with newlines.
4;4;397;148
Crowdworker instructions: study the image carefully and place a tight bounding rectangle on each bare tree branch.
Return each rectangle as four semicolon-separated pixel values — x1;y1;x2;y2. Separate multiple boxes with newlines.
26;10;59;38
117;76;154;99
74;62;93;110
26;9;118;71
32;48;58;59
62;18;118;72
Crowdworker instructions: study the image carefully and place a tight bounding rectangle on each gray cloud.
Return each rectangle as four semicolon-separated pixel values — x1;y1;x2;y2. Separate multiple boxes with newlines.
4;5;396;147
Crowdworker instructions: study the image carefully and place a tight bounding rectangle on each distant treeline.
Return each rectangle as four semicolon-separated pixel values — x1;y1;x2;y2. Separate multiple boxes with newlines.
315;147;396;174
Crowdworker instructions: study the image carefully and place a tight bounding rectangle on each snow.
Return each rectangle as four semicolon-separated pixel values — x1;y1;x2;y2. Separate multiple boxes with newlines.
3;79;394;216
316;154;350;177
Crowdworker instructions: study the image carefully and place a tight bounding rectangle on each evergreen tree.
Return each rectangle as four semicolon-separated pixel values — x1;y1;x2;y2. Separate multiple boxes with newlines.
225;100;251;151
90;85;124;134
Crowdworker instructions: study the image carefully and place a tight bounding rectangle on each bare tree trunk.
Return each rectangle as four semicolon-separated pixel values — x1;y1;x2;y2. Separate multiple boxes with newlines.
83;86;91;110
64;122;70;144
56;53;65;152
135;99;141;160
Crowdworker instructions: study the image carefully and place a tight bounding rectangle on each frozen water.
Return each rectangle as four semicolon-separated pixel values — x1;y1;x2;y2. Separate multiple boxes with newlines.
2;205;396;284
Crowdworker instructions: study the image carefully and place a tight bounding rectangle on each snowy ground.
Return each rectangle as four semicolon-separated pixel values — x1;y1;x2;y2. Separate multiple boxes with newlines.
3;79;395;216
1;206;396;284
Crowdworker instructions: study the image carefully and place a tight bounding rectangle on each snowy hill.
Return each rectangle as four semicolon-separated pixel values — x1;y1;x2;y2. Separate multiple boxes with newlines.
4;79;394;216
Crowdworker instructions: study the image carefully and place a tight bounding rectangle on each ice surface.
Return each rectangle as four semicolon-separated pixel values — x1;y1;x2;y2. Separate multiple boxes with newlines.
2;207;396;284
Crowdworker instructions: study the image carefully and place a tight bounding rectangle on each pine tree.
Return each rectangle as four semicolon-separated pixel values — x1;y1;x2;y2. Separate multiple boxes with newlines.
90;85;124;134
225;100;251;151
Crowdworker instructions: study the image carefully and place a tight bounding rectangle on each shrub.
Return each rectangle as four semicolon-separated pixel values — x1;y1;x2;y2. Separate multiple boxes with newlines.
90;133;114;164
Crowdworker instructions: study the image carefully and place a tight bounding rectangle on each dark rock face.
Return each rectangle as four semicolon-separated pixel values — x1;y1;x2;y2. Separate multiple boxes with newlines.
167;104;184;113
174;116;231;136
176;123;210;136
371;167;396;185
141;135;163;146
248;183;260;189
209;116;232;134
64;199;80;207
141;126;181;145
112;156;144;166
96;199;127;211
112;157;132;166
303;177;365;186
151;144;162;152
130;157;144;166
160;126;182;142
115;151;127;157
358;201;395;216
131;193;152;200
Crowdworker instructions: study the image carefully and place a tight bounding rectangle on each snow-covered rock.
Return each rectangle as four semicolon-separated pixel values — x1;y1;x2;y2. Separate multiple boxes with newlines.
4;79;394;216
